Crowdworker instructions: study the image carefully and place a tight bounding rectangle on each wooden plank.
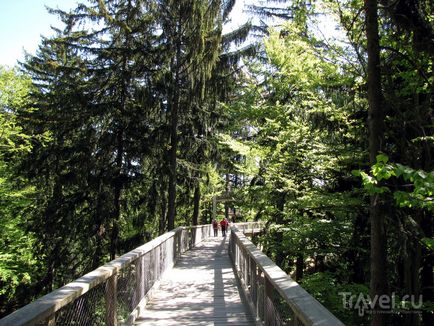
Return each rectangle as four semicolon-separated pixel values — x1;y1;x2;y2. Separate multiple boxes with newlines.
134;237;255;326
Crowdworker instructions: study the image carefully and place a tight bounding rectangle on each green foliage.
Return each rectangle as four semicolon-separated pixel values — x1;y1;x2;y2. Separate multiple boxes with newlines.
355;154;434;211
0;66;41;314
221;11;367;273
0;67;34;154
421;237;434;251
301;272;369;325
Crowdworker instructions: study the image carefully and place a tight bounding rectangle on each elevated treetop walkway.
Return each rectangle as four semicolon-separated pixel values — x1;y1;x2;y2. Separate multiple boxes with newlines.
0;222;344;326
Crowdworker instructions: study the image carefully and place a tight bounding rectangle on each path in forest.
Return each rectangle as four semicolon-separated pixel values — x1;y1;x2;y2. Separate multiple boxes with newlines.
134;236;255;326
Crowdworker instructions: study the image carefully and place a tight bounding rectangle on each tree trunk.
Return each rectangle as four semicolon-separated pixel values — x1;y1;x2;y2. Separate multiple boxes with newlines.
276;191;285;224
403;238;421;326
192;182;200;226
421;212;434;325
110;129;124;260
93;182;105;269
159;179;167;235
365;0;388;324
315;254;325;273
348;213;368;283
166;16;182;232
274;192;286;267
166;93;178;231
295;253;304;281
224;173;230;220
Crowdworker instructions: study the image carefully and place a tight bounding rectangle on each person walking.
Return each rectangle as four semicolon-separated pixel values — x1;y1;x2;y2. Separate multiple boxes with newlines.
220;218;228;237
212;218;219;237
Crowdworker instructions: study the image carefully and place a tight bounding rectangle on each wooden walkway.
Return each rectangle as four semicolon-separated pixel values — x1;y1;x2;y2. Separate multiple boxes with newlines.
134;236;255;326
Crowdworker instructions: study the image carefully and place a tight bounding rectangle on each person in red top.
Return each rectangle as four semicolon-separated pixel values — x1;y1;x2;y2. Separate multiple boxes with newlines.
212;218;218;237
220;218;228;236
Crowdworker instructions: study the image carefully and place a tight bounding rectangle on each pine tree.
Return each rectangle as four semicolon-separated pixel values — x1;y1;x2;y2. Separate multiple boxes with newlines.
155;0;247;230
21;0;160;288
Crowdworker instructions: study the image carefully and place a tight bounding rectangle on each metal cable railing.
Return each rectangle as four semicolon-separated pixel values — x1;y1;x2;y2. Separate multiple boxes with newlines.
0;225;212;326
229;225;345;326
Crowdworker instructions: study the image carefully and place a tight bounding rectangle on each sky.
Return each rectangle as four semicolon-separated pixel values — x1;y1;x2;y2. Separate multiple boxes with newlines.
0;0;85;67
0;0;250;68
0;1;338;68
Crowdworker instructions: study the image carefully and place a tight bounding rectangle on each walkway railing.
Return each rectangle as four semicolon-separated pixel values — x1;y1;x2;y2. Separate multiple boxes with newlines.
229;225;344;326
231;221;264;235
1;221;344;326
0;225;212;326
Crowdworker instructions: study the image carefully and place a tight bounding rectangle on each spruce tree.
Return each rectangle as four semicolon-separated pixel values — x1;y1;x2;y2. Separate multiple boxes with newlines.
21;0;160;288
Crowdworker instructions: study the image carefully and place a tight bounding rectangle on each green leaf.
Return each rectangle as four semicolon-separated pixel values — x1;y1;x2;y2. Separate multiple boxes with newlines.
421;238;434;251
376;153;389;164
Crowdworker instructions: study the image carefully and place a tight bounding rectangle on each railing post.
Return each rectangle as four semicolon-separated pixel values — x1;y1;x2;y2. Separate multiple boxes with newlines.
47;315;55;326
134;256;144;307
228;230;233;259
250;258;257;312
184;227;188;252
242;247;246;280
176;230;181;259
245;249;249;283
239;245;243;278
231;230;235;260
157;243;162;279
106;274;117;326
258;270;264;322
162;240;166;275
236;239;240;269
264;277;273;326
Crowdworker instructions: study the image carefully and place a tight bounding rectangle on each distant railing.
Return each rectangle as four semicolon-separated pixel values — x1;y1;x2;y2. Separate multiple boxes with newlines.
229;225;345;326
0;225;213;326
232;221;264;235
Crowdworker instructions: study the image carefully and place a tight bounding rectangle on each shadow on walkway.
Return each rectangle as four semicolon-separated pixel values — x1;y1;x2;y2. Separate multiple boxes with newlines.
134;236;254;326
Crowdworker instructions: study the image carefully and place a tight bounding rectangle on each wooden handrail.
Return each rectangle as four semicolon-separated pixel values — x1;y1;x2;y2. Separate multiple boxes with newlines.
229;225;344;326
0;225;212;326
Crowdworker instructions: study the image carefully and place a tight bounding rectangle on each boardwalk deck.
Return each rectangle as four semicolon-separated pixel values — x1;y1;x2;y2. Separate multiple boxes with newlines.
134;236;255;326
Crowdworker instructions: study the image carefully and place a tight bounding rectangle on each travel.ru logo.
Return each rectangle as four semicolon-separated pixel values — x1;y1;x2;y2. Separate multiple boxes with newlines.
339;292;423;316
